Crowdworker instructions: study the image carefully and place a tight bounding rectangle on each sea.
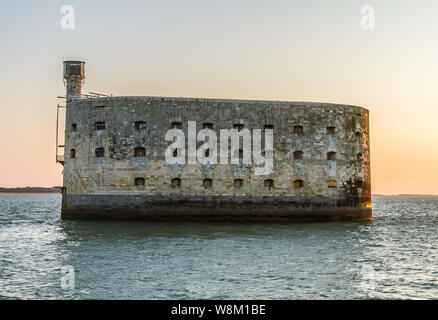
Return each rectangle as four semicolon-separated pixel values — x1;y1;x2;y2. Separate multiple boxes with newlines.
0;194;436;299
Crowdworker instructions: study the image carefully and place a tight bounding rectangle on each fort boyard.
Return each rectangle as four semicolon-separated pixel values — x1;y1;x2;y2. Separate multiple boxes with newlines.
57;61;371;222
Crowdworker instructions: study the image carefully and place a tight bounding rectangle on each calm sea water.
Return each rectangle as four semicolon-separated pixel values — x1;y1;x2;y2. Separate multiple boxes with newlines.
0;194;436;300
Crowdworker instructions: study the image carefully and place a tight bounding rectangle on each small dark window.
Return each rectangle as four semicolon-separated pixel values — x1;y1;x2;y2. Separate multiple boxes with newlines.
205;149;210;157
327;126;336;135
293;125;303;134
134;147;146;157
203;123;213;129
293;150;304;160
203;178;213;188
239;149;244;159
135;178;145;186
294;180;304;188
71;124;77;132
264;124;274;130
356;130;362;137
95;147;104;158
233;123;244;131
95;121;105;130
135;121;146;130
67;63;81;76
171;122;182;129
264;179;274;189
327;152;336;161
356;179;364;188
234;179;244;188
173;149;178;157
328;180;337;188
70;149;76;159
357;153;363;161
172;178;181;188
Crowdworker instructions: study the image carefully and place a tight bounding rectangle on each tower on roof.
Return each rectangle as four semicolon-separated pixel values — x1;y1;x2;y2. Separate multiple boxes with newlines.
63;61;85;101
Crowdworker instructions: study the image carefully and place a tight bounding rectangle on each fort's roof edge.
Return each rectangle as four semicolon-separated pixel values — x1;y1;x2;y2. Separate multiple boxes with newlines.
69;95;368;111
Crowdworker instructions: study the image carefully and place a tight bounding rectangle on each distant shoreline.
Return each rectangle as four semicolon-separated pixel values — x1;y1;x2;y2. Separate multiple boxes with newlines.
0;187;60;194
373;194;438;197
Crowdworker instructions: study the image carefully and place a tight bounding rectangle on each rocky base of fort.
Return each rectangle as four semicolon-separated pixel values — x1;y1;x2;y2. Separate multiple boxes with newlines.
61;194;372;222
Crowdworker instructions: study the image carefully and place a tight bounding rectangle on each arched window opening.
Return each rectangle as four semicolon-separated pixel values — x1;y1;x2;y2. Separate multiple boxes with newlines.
70;149;76;159
135;121;146;130
326;126;336;135
293;150;304;160
173;149;178;157
95;147;104;158
357;153;363;161
264;179;274;189
134;178;145;186
171;122;182;129
294;180;304;188
234;179;244;188
71;123;77;132
203;178;213;188
293;125;303;134
134;147;146;157
172;178;181;188
327;152;336;161
95;121;105;130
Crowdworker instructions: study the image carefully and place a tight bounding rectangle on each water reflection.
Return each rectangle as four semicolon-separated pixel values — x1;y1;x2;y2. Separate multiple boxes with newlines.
0;194;436;299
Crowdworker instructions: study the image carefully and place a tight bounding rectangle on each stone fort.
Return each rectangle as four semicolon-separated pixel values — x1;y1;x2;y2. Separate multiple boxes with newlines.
58;61;371;221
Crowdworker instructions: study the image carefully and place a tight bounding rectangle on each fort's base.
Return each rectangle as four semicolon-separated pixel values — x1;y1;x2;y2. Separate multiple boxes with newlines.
61;194;372;222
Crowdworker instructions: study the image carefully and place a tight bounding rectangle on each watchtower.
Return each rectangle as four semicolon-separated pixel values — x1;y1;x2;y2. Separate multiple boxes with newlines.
63;61;85;101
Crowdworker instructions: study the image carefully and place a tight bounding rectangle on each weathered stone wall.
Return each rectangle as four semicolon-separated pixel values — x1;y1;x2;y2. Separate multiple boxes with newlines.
62;96;371;220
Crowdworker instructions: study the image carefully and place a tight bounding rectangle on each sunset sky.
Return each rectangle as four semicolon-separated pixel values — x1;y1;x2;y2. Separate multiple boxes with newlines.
1;0;438;194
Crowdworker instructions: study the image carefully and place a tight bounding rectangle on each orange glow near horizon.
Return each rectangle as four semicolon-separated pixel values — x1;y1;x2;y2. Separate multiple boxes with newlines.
1;1;438;195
